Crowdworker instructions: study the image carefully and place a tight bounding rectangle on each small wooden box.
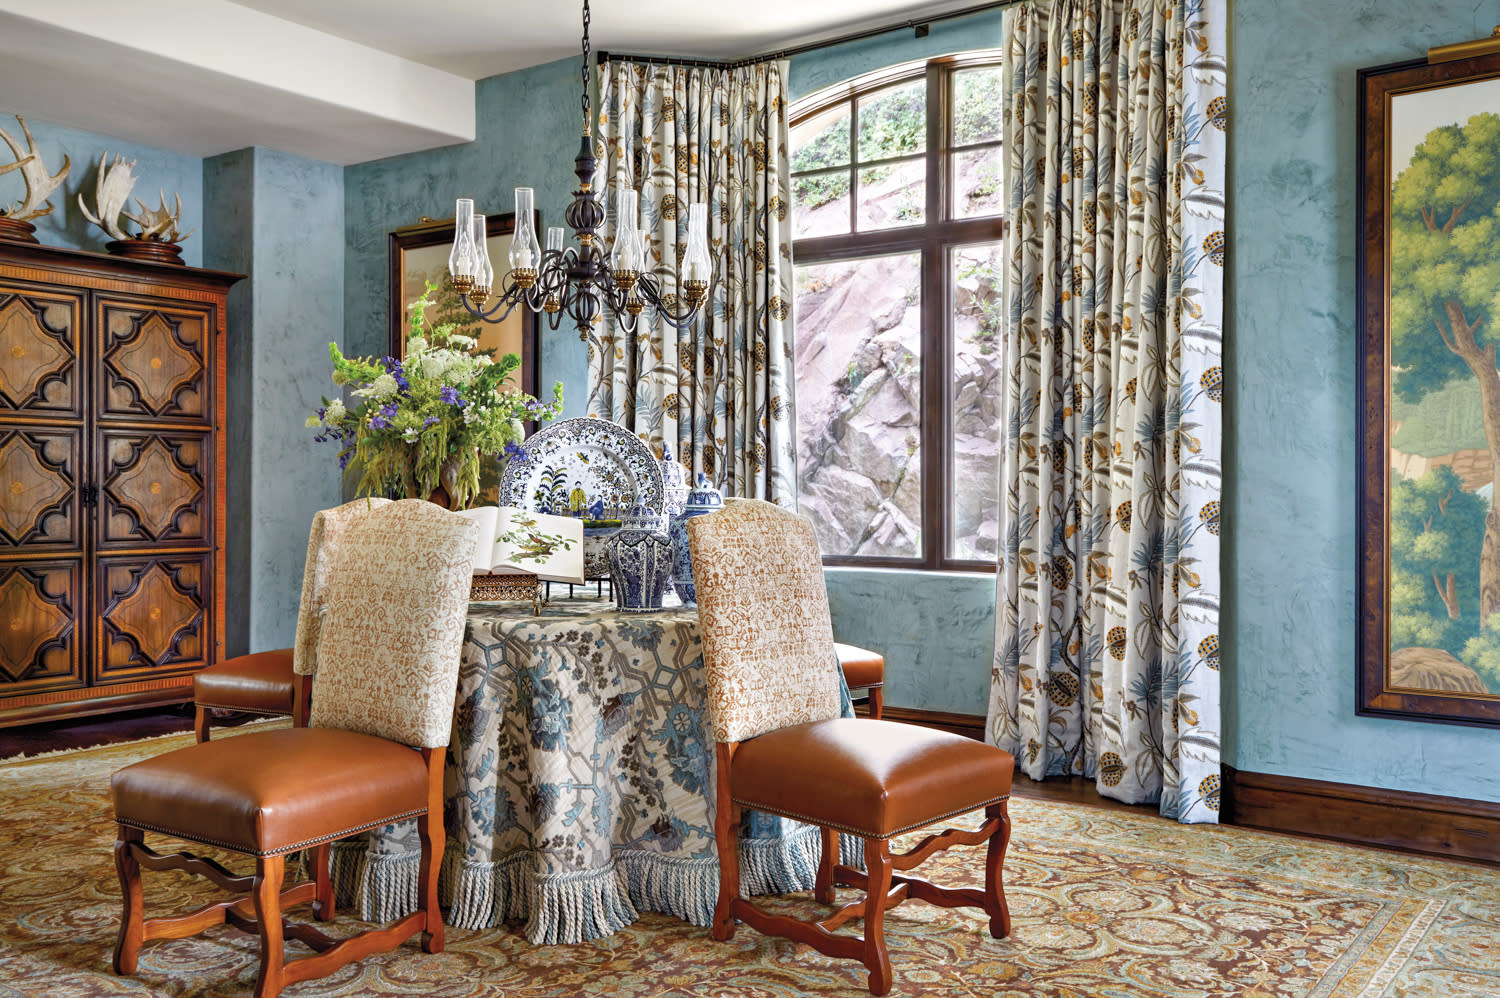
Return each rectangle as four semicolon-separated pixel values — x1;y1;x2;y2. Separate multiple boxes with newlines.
470;573;546;614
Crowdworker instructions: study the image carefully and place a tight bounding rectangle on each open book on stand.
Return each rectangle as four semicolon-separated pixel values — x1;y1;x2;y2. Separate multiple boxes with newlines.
453;506;585;584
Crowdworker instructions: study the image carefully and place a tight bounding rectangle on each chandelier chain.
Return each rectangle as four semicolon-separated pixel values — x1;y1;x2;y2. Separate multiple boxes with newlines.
580;0;591;126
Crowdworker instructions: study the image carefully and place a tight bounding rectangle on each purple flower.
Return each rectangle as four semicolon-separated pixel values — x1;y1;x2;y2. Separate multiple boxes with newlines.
369;402;399;430
440;386;464;406
524;398;546;412
381;356;410;393
423;415;439;428
503;441;529;463
338;451;353;470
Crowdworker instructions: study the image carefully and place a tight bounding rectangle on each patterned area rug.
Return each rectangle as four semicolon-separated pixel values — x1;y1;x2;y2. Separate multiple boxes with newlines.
1;728;1496;997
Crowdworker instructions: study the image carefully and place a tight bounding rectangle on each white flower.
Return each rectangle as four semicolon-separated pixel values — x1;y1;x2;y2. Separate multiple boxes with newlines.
476;355;493;366
406;336;428;354
422;353;450;379
402;428;419;442
326;399;346;422
368;373;398;400
447;333;478;350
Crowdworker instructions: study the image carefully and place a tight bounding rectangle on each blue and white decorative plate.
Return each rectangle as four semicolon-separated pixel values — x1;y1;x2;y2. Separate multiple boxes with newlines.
499;417;665;518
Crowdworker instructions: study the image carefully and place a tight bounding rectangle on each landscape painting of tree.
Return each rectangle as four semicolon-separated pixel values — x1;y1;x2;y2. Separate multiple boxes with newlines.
1359;52;1500;726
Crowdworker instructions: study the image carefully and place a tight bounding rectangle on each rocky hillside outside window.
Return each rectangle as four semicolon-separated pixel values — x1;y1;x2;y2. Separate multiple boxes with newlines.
792;54;1004;570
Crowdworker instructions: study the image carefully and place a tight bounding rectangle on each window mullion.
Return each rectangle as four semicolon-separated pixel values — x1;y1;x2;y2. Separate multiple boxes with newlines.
848;98;859;235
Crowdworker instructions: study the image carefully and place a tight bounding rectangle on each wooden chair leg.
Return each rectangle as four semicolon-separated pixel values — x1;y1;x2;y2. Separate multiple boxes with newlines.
193;705;210;743
868;686;883;720
112;826;144;975
417;747;446;954
862;837;894;997
311;843;334;922
985;800;1012;939
816;827;837;904
292;674;313;728
252;855;286;998
712;742;741;942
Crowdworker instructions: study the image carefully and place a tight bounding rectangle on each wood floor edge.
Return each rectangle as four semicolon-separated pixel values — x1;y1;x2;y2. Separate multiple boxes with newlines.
1223;765;1500;865
876;706;985;740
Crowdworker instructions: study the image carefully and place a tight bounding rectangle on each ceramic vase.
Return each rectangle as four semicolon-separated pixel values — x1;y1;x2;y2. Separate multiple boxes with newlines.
606;505;673;612
668;474;724;606
659;441;692;518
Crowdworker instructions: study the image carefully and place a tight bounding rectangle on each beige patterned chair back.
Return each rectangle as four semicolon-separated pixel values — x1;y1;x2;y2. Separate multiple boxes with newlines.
308;500;480;749
688;498;842;743
292;498;393;676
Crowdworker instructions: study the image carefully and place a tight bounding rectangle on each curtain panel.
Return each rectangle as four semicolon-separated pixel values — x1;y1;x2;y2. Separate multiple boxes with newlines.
987;0;1225;823
590;60;796;504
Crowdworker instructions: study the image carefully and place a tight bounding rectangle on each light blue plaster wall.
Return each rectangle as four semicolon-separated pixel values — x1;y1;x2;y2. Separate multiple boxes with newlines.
343;58;588;415
205;148;345;655
0;116;203;267
1229;0;1500;802
826;568;997;712
203;150;256;657
788;8;1004;100
791;10;1005;718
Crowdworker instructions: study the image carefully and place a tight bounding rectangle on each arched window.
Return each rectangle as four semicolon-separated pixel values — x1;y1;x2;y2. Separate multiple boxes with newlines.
792;53;1003;570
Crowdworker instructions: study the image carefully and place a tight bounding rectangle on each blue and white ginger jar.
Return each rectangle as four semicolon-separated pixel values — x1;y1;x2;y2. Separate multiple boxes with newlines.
668;474;724;606
606;504;673;612
659;441;691;519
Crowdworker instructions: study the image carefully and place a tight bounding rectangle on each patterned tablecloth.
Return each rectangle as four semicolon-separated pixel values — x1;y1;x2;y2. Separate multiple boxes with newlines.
330;597;853;945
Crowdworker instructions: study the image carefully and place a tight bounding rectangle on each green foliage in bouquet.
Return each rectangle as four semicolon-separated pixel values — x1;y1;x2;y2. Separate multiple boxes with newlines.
308;282;563;509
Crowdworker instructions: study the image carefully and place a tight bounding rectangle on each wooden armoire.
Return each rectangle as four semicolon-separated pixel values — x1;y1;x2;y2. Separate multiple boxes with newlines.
0;240;242;726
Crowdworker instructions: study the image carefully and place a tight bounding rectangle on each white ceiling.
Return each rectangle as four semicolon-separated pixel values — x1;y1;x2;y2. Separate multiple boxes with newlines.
0;0;986;166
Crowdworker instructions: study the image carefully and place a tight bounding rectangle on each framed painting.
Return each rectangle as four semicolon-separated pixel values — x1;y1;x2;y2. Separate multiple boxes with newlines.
387;211;536;397
1357;45;1500;727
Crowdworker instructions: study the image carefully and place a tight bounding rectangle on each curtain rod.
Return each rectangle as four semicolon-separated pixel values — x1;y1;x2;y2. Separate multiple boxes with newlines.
597;0;1012;71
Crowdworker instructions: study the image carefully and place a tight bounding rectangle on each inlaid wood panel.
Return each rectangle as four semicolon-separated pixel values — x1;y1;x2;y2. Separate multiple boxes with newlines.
95;555;210;682
0;561;83;693
0;288;81;416
99;431;208;546
97;301;210;422
0;428;79;549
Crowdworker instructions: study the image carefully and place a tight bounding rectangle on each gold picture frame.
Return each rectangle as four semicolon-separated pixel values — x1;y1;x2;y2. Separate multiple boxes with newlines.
1357;47;1500;727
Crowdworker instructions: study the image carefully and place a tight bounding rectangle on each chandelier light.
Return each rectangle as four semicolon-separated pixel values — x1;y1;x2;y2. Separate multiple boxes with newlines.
446;0;714;341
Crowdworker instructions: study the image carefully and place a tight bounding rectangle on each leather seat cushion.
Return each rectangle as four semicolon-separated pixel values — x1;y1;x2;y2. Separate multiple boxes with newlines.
833;643;884;690
731;718;1013;839
193;649;296;714
112;727;429;856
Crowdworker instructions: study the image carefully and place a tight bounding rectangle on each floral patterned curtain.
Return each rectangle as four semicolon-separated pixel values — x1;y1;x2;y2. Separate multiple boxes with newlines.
987;0;1225;823
590;60;796;503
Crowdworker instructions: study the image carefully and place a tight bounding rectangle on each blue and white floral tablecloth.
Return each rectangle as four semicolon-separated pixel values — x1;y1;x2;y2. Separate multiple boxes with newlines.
330;598;853;944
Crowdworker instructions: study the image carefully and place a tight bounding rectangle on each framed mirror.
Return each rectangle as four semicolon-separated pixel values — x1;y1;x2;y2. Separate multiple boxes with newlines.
387;211;536;397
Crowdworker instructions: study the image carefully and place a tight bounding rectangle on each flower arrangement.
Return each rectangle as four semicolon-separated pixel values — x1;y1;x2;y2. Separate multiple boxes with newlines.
308;283;563;510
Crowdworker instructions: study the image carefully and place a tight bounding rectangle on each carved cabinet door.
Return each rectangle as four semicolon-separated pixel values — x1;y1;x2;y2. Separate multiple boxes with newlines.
91;296;217;685
0;284;87;696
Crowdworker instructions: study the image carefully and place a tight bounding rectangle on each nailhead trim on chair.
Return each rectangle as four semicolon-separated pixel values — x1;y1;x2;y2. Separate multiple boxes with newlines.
729;793;1011;840
115;808;429;858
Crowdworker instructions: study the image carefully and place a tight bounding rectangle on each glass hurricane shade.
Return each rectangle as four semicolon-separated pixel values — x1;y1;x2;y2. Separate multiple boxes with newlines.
472;214;493;292
509;187;541;273
450;198;476;279
683;203;711;284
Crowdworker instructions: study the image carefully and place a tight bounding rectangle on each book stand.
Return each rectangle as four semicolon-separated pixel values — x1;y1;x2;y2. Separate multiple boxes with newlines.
470;573;547;614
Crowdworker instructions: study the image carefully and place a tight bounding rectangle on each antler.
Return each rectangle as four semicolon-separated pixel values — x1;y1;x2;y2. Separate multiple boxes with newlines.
78;152;138;241
122;189;194;244
0;116;70;222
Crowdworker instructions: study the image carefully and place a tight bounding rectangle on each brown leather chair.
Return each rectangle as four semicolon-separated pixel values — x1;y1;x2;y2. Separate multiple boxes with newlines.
191;499;392;741
834;642;884;718
111;500;479;998
689;499;1013;997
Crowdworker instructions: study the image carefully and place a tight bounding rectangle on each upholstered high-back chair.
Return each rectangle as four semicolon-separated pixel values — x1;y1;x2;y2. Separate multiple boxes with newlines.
688;499;1014;996
191;497;392;741
111;499;478;998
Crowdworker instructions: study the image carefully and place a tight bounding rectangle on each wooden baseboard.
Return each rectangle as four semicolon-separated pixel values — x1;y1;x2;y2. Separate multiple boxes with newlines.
1224;766;1500;866
874;706;985;740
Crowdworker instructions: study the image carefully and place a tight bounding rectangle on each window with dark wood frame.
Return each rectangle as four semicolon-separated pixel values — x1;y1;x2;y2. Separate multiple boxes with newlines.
792;53;1004;572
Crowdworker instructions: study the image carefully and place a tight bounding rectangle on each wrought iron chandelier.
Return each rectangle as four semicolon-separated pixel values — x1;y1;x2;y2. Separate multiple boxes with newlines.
446;0;713;341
